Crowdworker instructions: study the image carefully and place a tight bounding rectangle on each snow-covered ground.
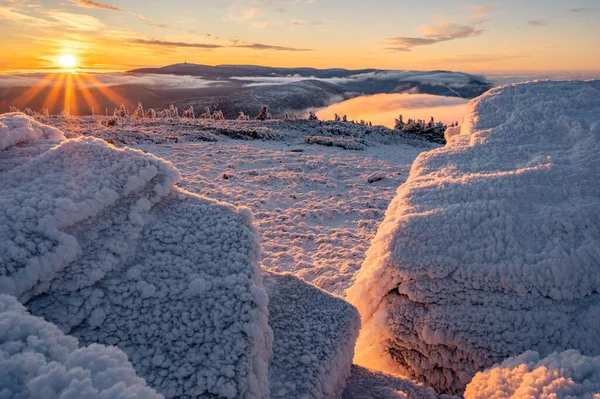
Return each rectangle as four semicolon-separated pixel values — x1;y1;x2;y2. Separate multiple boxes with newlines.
41;116;436;296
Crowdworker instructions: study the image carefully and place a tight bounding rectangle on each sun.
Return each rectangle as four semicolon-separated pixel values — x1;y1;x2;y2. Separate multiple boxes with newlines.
59;54;77;68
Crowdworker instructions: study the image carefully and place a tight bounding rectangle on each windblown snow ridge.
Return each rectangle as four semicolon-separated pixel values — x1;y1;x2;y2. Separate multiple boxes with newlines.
347;80;600;394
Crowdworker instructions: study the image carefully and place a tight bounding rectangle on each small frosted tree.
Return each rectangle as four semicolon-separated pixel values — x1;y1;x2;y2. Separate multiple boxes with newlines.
132;102;144;118
394;114;405;130
168;105;179;118
334;113;341;122
182;106;195;118
146;108;156;118
308;111;319;121
237;112;250;121
115;103;128;118
342;114;348;123
256;106;269;121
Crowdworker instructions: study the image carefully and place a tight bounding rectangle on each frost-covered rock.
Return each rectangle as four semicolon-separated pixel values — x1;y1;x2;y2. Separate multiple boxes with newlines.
347;81;600;394
0;112;64;151
0;294;163;399
0;118;272;398
264;272;360;399
464;350;600;399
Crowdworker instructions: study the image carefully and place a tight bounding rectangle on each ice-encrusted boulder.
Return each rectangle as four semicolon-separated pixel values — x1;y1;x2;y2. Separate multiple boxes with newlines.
0;114;272;398
347;81;600;394
464;350;600;399
0;294;163;399
264;272;360;398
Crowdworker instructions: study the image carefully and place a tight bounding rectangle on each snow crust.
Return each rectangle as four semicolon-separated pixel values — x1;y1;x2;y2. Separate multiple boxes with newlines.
0;294;163;399
0;118;273;398
264;272;360;398
0;112;64;151
347;81;600;394
465;350;600;399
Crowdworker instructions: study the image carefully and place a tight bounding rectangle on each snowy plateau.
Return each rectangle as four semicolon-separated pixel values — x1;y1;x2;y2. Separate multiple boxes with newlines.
1;80;599;399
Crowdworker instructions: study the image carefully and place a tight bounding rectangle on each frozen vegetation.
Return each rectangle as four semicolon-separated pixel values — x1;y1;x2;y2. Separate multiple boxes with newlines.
347;81;600;394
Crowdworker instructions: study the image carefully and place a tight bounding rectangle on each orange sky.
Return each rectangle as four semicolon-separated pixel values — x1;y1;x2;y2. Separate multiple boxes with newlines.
0;0;599;73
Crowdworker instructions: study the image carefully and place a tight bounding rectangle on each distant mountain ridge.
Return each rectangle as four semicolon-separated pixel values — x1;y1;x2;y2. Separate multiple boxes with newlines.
128;63;493;98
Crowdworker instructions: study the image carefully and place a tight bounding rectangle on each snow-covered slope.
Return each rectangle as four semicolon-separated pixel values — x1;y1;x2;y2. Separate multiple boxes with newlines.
347;81;600;394
0;119;273;398
0;294;163;399
464;350;600;399
264;272;360;398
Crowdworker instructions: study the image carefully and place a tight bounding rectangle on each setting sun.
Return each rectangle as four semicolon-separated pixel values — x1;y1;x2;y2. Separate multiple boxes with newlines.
58;54;77;68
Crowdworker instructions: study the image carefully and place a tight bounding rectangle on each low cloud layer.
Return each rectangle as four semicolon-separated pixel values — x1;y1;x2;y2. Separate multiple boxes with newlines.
0;73;220;89
315;93;468;128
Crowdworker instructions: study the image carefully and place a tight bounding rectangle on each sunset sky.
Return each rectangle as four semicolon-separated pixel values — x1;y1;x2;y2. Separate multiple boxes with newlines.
1;0;599;73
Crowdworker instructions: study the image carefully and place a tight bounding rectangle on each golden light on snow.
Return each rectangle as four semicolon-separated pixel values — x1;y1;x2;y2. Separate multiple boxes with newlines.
58;55;77;68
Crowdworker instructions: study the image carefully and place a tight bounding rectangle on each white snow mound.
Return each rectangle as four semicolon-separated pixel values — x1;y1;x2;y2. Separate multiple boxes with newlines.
464;350;600;399
0;117;272;398
0;294;163;399
0;112;64;151
347;81;600;394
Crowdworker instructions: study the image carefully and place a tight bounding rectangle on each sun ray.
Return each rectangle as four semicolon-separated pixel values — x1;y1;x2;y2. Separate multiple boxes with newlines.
72;73;101;115
13;73;60;108
41;73;66;112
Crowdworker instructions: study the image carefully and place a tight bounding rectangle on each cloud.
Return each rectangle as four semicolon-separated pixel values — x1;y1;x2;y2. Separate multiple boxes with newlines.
568;6;599;12
129;39;223;49
0;72;220;89
232;42;312;51
68;0;124;11
469;5;498;24
47;11;105;31
527;20;547;26
127;39;309;52
385;23;482;51
68;0;167;28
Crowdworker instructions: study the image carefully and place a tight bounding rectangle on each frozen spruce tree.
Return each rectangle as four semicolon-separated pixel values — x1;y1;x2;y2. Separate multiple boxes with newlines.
168;104;179;118
256;106;270;121
132;102;144;118
145;108;156;118
182;106;195;118
334;113;341;122
308;111;319;121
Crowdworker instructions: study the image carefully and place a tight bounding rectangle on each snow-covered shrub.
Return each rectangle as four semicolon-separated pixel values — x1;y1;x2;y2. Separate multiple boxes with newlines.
0;122;273;398
464;350;600;399
132;102;145;118
146;108;157;118
304;135;366;150
115;103;128;118
237;111;251;121
181;105;195;118
167;104;179;118
347;81;600;394
308;111;319;121
0;294;163;399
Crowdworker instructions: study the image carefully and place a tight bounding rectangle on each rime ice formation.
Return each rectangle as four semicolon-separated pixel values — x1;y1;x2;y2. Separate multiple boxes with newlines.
0;112;64;151
347;81;600;394
264;272;360;399
0;294;163;399
464;350;600;399
0;117;272;398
